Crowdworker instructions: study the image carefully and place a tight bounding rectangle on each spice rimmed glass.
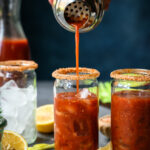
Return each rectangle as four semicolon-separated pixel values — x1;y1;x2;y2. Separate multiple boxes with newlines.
111;69;150;150
0;60;38;144
52;67;100;150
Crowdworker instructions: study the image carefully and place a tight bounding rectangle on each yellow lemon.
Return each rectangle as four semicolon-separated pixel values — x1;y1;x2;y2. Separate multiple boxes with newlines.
2;130;28;150
36;104;54;133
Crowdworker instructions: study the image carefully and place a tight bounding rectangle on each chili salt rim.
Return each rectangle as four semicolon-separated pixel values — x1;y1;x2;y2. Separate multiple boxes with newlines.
52;67;100;80
110;69;150;81
0;60;38;72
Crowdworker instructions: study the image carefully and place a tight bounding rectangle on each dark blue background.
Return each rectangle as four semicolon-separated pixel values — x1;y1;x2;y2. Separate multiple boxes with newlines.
21;0;150;80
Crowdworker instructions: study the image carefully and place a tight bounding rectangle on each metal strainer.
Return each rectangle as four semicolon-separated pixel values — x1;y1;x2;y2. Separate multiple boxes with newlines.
52;0;104;32
64;1;90;26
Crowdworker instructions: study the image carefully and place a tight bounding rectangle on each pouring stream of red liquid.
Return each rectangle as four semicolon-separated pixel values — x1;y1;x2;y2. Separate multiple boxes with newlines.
73;20;87;93
75;25;79;93
66;19;87;93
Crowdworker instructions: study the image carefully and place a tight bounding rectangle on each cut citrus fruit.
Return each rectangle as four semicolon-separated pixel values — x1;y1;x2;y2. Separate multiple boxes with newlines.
2;130;28;150
99;142;112;150
36;104;54;133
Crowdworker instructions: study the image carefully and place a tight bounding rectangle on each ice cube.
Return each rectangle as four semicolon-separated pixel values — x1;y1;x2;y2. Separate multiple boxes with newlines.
1;80;18;90
78;88;91;99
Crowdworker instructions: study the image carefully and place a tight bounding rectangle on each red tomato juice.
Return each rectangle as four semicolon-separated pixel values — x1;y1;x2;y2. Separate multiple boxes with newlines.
75;25;79;92
72;18;87;92
111;90;150;150
54;92;99;150
0;39;30;61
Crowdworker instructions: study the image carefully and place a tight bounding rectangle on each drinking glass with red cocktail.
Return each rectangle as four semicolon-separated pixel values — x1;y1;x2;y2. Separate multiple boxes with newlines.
111;69;150;150
52;67;100;150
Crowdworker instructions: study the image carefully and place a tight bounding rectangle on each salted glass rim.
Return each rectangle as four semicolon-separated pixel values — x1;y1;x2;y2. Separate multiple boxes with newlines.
52;67;100;80
110;69;150;81
0;60;38;72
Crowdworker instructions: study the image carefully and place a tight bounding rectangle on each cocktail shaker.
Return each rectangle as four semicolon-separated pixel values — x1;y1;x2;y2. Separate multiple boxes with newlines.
51;0;104;32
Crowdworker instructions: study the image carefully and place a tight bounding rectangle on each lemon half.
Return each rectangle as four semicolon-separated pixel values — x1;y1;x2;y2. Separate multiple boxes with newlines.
36;104;54;133
2;130;28;150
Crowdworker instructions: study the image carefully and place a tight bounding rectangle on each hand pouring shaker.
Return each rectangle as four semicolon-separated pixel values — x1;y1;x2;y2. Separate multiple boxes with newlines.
51;0;104;32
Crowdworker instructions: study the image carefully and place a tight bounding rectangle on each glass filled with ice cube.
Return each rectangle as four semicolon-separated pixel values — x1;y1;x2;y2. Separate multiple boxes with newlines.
52;68;100;150
0;60;38;144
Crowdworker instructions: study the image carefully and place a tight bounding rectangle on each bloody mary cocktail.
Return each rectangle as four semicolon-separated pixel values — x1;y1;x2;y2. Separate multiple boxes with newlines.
55;92;98;150
52;67;100;150
112;90;150;150
52;14;99;149
111;69;150;150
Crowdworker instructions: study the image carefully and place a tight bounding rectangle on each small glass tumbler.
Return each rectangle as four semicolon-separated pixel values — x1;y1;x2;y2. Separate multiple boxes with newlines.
0;116;7;149
111;69;150;150
0;60;38;144
52;67;100;150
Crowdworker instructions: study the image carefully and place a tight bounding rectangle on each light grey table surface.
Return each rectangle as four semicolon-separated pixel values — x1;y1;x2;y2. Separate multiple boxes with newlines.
34;81;110;148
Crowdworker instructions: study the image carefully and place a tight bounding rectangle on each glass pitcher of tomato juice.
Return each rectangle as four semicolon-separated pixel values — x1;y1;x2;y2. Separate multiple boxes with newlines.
0;0;30;61
52;67;100;150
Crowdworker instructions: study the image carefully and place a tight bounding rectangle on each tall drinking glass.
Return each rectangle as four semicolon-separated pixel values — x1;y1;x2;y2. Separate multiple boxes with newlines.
0;60;38;144
111;69;150;150
52;67;100;150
